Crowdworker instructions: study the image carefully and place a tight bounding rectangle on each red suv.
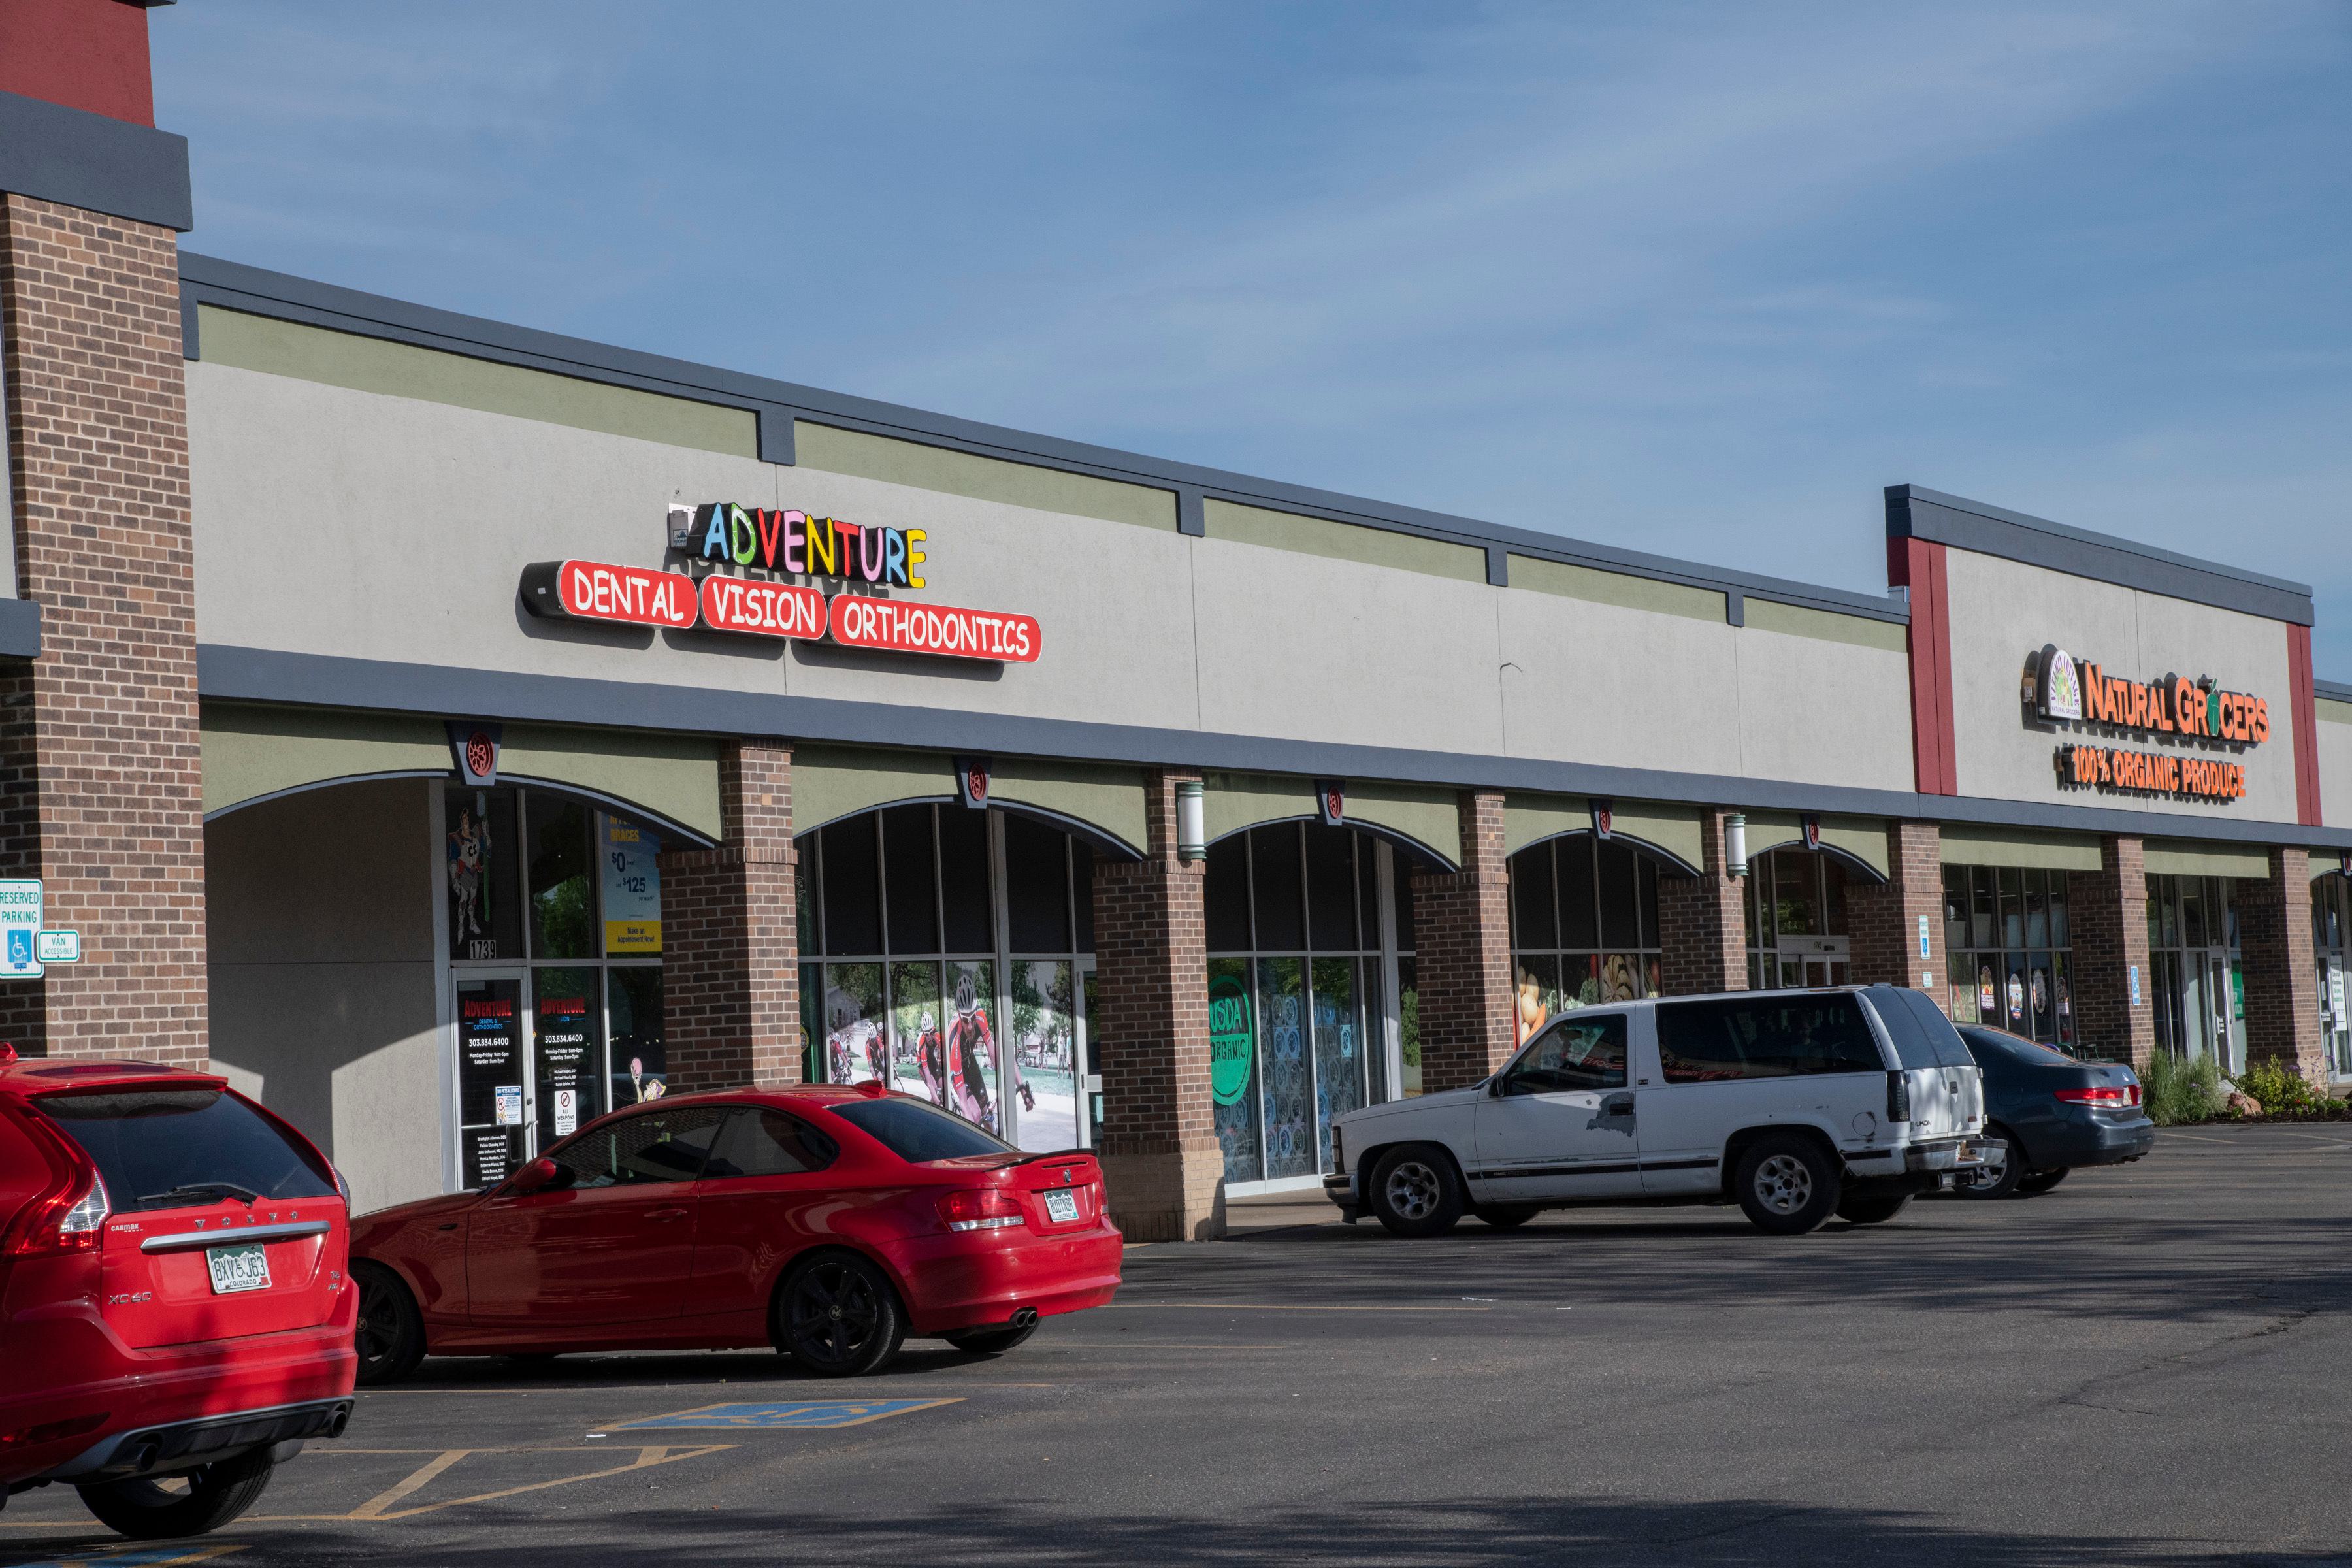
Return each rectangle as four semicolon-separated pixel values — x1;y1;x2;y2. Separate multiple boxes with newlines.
0;1049;356;1538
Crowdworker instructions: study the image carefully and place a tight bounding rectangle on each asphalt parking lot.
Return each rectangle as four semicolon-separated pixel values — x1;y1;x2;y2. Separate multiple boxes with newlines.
7;1124;2352;1567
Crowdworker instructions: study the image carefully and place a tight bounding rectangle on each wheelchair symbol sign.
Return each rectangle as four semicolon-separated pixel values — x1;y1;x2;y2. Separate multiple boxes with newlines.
0;881;42;979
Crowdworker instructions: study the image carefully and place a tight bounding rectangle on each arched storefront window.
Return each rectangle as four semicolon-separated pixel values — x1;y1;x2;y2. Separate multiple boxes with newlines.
796;805;1096;1153
1944;865;2074;1047
1507;835;1663;1043
1206;823;1416;1190
443;783;670;1189
1747;849;1853;990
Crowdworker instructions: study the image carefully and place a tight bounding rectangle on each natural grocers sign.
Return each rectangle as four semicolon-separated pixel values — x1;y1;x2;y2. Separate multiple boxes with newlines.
1208;973;1254;1107
2030;644;2265;806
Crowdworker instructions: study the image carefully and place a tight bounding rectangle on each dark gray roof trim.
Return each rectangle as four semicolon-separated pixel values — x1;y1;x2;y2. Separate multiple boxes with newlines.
0;91;192;232
1887;485;2313;627
198;644;2352;853
0;598;40;660
178;252;1908;627
2315;679;2352;705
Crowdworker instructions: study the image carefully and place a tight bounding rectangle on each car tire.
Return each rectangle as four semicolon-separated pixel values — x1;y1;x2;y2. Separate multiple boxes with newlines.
1836;1192;1912;1226
1731;1134;1841;1235
353;1261;427;1388
1474;1205;1541;1229
1368;1145;1465;1237
2018;1167;2071;1196
943;1322;1039;1355
78;1446;276;1539
777;1253;907;1377
1955;1126;2027;1200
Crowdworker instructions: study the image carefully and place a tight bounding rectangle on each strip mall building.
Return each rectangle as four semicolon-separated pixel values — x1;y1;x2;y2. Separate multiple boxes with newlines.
5;5;2352;1237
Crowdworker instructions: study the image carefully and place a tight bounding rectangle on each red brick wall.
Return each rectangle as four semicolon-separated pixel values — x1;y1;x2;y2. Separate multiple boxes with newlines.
2067;837;2154;1070
0;194;204;1064
1656;808;1746;995
1410;791;1514;1090
659;740;799;1091
2234;847;2323;1085
1846;821;1950;1013
1091;772;1209;1158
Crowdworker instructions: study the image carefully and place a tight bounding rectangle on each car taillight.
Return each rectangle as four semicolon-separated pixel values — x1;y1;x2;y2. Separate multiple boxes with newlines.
939;1188;1026;1233
1886;1071;1911;1122
2055;1085;2137;1107
1;1162;109;1258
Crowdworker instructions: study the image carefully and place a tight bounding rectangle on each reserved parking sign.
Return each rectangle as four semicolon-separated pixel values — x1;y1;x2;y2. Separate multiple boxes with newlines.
0;881;42;979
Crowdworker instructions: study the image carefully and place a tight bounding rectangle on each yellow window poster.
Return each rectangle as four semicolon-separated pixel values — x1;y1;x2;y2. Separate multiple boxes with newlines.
600;813;662;955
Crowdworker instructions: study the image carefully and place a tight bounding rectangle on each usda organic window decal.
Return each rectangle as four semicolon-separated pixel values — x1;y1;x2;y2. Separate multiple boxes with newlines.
1208;972;1255;1108
519;501;1040;664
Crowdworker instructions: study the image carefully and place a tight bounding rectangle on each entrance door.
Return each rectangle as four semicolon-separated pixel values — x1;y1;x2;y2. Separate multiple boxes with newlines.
453;973;532;1190
1782;936;1850;988
1076;957;1099;1149
2204;949;2239;1076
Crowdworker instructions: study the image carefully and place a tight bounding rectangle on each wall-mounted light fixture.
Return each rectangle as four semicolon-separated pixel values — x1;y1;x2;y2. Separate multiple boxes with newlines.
1724;813;1748;877
1175;780;1206;864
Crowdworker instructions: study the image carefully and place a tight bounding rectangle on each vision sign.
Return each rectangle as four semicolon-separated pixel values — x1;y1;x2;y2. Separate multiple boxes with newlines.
521;502;1041;663
2028;644;2264;807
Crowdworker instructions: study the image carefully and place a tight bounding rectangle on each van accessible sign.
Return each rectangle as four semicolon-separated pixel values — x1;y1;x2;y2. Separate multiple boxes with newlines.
520;503;1040;664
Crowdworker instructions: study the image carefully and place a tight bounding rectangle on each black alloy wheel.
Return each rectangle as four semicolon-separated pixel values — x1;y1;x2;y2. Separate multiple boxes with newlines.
353;1262;427;1387
78;1448;277;1539
779;1254;906;1377
943;1321;1039;1355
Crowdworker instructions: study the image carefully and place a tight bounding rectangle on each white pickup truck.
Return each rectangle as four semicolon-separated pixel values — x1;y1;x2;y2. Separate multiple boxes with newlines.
1327;985;1997;1236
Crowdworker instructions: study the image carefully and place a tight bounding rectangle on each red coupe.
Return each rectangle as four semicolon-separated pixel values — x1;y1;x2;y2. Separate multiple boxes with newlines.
350;1083;1120;1380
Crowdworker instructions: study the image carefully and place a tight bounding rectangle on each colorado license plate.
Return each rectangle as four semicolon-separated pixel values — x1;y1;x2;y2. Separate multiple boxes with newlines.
1042;1188;1079;1224
205;1241;271;1295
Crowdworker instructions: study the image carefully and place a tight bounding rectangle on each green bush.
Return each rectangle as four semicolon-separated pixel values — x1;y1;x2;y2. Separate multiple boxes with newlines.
2236;1060;2335;1117
2143;1050;2223;1126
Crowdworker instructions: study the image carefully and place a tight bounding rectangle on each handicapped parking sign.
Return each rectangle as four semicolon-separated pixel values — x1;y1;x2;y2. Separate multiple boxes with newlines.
0;881;42;979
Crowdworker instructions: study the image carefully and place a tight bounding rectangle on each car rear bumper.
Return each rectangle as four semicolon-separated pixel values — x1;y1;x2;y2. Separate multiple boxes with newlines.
44;1396;353;1483
2025;1114;2157;1169
894;1222;1124;1336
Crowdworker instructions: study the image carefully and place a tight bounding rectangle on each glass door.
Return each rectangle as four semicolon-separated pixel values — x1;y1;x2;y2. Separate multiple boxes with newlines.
1077;956;1100;1149
453;972;531;1190
2206;949;2240;1076
1783;935;1849;988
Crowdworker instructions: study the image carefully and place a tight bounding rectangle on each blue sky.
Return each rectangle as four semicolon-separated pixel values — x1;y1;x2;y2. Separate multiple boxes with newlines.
153;3;2352;667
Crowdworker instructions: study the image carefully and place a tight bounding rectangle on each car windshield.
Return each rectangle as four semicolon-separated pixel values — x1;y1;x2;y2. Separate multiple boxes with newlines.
37;1088;337;1211
829;1096;1015;1163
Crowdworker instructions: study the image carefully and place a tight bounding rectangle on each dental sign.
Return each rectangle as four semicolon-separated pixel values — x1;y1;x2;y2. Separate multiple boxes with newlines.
520;504;1039;663
2030;644;2264;806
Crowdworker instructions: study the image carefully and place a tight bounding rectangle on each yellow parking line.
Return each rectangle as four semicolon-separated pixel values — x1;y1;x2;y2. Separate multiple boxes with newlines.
246;1444;732;1523
348;1448;470;1518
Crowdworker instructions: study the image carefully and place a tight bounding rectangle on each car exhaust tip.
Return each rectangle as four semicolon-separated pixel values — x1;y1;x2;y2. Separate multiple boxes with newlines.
326;1408;351;1440
1011;1306;1039;1330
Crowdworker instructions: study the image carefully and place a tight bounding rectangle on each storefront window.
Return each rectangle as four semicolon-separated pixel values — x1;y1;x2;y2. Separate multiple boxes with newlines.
1944;865;2072;1050
2314;875;2351;1079
2147;873;2243;1073
446;785;665;1188
796;805;1094;1153
1509;835;1663;1041
1205;823;1406;1186
1746;849;1852;990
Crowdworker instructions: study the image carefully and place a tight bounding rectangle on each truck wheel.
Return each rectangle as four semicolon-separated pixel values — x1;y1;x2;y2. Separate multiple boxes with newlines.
78;1447;276;1539
2018;1167;2070;1196
1836;1192;1912;1226
1475;1205;1540;1229
1955;1126;2026;1200
1733;1134;1840;1235
1369;1145;1464;1237
353;1261;426;1387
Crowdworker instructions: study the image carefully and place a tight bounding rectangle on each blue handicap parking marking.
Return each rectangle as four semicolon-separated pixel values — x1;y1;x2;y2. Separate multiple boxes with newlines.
614;1398;961;1431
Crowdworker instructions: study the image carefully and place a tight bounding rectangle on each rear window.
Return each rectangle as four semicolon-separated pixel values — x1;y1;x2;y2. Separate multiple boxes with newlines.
38;1089;336;1212
1870;987;1978;1070
1960;1028;2076;1068
1658;996;1886;1082
830;1097;1014;1163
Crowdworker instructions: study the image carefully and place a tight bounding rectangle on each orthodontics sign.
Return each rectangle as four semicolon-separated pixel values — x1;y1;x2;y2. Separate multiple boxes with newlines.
2027;644;2264;806
519;503;1040;663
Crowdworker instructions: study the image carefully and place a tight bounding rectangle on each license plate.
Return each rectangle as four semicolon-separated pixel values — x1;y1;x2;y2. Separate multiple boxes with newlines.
1042;1188;1079;1224
206;1241;271;1295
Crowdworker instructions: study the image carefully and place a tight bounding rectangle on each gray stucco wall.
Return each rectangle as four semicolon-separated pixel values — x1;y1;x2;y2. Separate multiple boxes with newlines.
1942;548;2298;824
2319;702;2352;830
187;357;1918;799
206;777;442;1215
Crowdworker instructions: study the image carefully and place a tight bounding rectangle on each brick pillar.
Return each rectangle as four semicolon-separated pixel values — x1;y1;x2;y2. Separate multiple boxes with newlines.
1656;808;1747;995
0;195;204;1063
658;740;800;1092
1091;770;1220;1242
2066;836;2155;1071
1848;821;1950;1013
1410;791;1514;1091
2234;847;2323;1086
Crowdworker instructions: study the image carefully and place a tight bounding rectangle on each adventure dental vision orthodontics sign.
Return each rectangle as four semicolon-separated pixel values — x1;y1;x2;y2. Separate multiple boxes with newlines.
520;503;1042;662
2029;644;2266;806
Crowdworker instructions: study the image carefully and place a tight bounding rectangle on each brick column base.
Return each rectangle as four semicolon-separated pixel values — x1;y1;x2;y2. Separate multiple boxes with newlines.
1092;772;1222;1243
2235;847;2323;1085
2068;837;2154;1071
1656;809;1747;994
1411;791;1514;1091
1848;821;1950;1013
659;740;799;1092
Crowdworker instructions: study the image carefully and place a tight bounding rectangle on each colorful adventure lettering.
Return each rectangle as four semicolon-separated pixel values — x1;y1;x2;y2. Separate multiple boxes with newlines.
685;502;926;587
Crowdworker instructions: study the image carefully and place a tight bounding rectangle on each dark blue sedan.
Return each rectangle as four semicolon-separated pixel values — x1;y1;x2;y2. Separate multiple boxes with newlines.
1953;1026;2155;1198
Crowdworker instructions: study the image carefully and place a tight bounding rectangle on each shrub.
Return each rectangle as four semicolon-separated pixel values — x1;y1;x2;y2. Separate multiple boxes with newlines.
2143;1049;2222;1126
2236;1060;2335;1117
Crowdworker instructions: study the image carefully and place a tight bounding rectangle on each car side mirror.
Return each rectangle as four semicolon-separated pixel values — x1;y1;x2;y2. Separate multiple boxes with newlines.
508;1156;562;1196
